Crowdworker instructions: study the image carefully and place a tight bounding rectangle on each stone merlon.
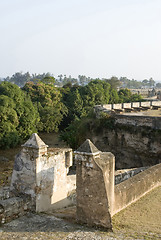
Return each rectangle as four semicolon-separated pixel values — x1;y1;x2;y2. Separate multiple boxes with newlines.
22;133;48;149
74;139;100;156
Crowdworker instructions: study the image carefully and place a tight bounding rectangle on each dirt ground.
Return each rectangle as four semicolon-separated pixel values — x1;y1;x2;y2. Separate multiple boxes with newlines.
123;108;161;116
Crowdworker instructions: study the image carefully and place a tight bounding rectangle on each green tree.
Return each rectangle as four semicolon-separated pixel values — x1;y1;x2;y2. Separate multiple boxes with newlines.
61;79;112;134
109;89;119;103
130;93;142;102
80;80;111;107
66;89;85;120
142;79;149;86
118;88;132;103
60;80;142;148
105;76;121;89
0;82;39;148
41;76;55;85
118;88;142;103
23;80;67;132
5;72;31;87
149;78;155;87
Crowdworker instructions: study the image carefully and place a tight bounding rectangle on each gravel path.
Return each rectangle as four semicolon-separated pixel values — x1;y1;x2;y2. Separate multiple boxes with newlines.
0;213;134;240
0;212;159;240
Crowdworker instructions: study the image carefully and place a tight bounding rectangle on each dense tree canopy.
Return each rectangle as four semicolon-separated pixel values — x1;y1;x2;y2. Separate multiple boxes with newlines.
3;71;160;89
4;72;53;87
23;81;67;132
118;88;142;103
61;80;113;128
0;76;143;149
60;81;142;148
0;82;39;148
80;80;111;106
120;77;156;89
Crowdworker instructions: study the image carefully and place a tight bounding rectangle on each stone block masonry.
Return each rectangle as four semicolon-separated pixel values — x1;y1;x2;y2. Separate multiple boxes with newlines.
0;133;76;225
115;114;161;129
36;147;73;211
114;163;161;215
0;196;34;224
115;167;148;185
2;133;161;230
75;139;115;230
10;133;74;212
75;139;161;229
94;100;161;116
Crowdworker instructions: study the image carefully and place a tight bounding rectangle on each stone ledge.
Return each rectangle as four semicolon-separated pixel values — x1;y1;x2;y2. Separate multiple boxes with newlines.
0;195;35;225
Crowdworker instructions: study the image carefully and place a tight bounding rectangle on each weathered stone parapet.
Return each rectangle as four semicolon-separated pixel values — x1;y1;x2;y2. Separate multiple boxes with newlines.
10;133;48;200
75;139;161;225
75;139;115;230
98;152;115;215
95;100;161;117
114;163;161;215
10;133;74;213
36;147;73;212
0;195;34;225
115;167;149;185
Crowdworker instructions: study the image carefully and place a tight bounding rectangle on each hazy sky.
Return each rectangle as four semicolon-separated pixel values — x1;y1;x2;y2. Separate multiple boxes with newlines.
1;0;161;81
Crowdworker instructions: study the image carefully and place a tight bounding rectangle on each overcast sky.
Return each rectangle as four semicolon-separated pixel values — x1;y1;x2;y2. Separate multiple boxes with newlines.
1;0;161;81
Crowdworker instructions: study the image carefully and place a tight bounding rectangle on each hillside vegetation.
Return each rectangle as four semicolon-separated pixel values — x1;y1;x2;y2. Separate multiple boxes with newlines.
0;77;142;149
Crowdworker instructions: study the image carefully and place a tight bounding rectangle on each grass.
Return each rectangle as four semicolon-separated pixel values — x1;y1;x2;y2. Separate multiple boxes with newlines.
0;147;20;187
112;186;161;238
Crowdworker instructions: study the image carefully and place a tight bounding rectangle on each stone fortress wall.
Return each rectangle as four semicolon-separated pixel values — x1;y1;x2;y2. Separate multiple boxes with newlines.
95;100;161;114
1;133;161;231
115;114;161;129
114;163;161;214
75;140;161;229
95;100;161;130
93;101;161;169
114;167;148;185
10;133;74;212
0;133;75;224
